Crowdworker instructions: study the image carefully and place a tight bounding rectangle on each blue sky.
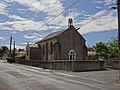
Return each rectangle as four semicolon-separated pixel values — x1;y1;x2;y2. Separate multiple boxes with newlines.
0;0;118;49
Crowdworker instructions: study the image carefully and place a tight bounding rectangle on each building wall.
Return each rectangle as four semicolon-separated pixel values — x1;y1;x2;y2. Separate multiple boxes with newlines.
29;26;87;60
26;45;30;60
30;48;41;60
58;26;87;60
26;45;41;60
37;38;57;60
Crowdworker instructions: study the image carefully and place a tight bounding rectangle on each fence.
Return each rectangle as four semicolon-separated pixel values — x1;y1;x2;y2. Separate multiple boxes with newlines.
111;60;119;69
16;60;106;71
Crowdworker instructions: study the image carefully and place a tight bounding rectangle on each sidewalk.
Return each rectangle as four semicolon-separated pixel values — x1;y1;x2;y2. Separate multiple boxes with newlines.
52;69;120;85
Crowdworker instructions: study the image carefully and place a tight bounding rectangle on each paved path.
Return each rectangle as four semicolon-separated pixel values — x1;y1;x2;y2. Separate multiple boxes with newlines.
0;60;120;90
54;69;120;85
0;78;14;90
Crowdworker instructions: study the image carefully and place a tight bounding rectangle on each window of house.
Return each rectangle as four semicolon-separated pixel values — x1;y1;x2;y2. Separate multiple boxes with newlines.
68;49;76;60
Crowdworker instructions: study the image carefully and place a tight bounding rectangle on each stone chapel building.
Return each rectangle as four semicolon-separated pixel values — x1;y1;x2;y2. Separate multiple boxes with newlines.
26;18;88;60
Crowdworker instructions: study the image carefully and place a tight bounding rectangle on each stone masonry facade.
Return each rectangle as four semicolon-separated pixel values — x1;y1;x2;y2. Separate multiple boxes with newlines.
26;19;88;60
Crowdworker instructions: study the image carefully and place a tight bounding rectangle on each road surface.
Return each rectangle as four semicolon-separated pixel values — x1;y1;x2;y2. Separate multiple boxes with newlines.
0;60;120;90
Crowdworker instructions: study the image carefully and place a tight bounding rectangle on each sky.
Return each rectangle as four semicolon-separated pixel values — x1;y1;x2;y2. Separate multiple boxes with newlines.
0;0;118;49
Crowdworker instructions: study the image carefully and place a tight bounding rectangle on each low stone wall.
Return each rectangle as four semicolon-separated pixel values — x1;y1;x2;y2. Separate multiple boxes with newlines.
112;60;120;69
16;60;106;71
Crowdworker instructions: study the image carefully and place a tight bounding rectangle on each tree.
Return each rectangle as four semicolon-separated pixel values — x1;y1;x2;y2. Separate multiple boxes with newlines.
18;49;24;52
106;38;118;59
93;42;108;59
0;46;9;57
92;38;118;60
0;46;8;52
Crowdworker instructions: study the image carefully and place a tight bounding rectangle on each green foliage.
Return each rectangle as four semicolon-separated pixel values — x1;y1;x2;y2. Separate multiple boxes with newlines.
18;55;25;59
91;38;118;60
106;38;118;59
0;46;9;57
93;42;108;59
88;54;97;60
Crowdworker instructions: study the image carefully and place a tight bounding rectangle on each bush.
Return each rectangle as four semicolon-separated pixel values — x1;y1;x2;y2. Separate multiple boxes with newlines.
19;55;25;59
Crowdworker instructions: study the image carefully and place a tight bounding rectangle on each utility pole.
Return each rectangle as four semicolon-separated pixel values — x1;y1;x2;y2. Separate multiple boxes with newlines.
9;36;12;58
13;41;15;63
117;0;120;80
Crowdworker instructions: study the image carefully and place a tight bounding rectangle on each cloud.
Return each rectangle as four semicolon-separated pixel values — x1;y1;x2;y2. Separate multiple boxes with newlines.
12;20;45;31
23;32;43;42
0;37;4;40
24;32;42;39
5;44;25;49
24;34;36;39
0;0;88;33
79;10;117;34
11;31;17;34
104;0;116;5
0;1;7;14
5;0;64;15
0;0;118;49
0;15;47;31
32;37;43;42
0;0;66;31
15;45;25;49
96;6;102;9
92;0;116;6
0;0;117;35
20;42;28;46
92;0;103;4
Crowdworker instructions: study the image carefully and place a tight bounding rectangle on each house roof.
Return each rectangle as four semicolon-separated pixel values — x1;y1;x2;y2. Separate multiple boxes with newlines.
35;25;85;44
36;30;65;43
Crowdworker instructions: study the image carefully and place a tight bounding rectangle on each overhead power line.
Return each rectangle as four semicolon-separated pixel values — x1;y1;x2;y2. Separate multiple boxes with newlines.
81;7;116;27
78;7;117;29
48;0;60;10
44;0;72;17
39;0;80;30
52;0;59;4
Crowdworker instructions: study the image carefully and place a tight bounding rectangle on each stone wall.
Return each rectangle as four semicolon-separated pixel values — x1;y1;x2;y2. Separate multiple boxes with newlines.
30;48;41;60
16;60;106;71
112;60;120;69
58;27;87;60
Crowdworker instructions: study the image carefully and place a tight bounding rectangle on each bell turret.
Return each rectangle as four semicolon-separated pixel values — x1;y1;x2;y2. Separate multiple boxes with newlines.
68;18;73;27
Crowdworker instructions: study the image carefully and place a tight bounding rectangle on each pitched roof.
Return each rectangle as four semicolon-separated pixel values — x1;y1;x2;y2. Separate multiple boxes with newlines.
36;30;65;43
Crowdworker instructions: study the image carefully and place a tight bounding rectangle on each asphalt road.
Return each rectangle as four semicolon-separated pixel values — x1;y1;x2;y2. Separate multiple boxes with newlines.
0;60;120;90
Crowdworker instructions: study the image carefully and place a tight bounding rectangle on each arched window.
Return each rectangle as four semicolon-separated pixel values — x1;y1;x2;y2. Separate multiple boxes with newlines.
46;43;48;60
68;49;76;60
38;44;41;47
50;42;53;54
43;45;45;55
